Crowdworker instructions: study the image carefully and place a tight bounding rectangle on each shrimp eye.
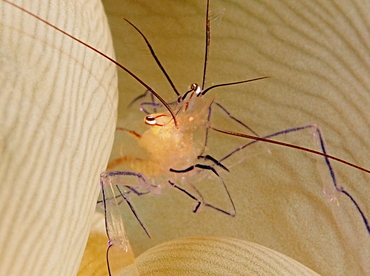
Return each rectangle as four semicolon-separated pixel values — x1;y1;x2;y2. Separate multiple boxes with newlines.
144;114;169;127
190;83;202;95
145;115;157;125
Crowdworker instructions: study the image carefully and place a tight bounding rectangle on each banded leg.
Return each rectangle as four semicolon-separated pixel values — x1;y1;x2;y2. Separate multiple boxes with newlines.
170;162;236;216
100;171;152;245
214;124;370;234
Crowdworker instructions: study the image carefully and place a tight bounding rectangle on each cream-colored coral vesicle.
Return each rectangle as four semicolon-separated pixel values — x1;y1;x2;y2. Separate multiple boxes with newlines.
0;0;117;275
120;236;320;276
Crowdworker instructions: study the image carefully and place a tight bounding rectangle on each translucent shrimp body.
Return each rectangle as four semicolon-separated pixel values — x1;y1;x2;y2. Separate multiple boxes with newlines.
109;85;212;185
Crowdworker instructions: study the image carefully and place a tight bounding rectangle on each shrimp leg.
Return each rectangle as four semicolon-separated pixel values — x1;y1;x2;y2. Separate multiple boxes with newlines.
215;124;369;232
101;171;152;241
169;163;236;216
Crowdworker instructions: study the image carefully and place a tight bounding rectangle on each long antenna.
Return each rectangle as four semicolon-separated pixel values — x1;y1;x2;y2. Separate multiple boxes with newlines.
201;0;211;90
211;126;370;233
201;76;269;95
4;0;179;127
124;19;180;97
211;127;370;174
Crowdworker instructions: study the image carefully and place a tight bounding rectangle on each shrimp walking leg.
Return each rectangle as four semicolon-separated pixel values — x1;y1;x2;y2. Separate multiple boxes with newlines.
214;124;370;234
169;162;236;216
201;101;260;155
128;89;161;114
101;171;153;240
168;179;236;217
197;154;229;172
212;102;260;137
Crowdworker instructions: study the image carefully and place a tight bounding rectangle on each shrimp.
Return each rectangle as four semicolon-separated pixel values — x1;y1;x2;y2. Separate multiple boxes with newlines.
5;0;370;275
102;1;370;275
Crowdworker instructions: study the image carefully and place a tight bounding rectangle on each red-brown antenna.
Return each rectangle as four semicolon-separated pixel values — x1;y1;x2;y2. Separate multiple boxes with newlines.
3;0;179;127
211;126;370;233
211;127;370;174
